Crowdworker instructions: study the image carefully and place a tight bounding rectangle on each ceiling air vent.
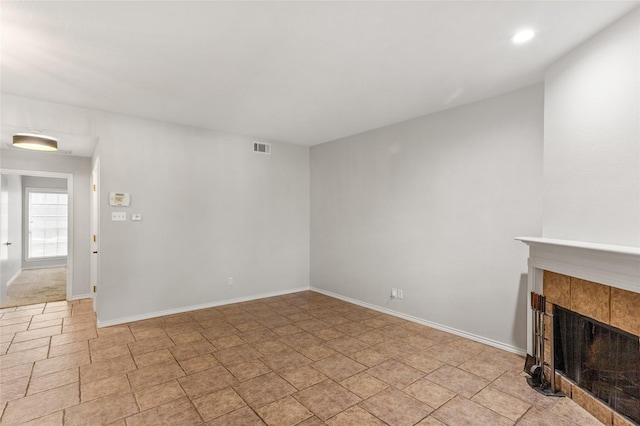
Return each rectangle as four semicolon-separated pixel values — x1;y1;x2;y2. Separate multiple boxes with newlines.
253;142;271;155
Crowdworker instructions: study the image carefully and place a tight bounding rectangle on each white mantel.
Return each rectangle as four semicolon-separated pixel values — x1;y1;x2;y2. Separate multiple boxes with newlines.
516;237;640;354
517;237;640;294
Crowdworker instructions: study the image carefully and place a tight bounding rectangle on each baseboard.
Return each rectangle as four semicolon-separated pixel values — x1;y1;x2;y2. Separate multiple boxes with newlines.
69;293;92;301
95;284;526;356
5;269;22;288
97;286;310;328
310;287;526;356
22;264;67;270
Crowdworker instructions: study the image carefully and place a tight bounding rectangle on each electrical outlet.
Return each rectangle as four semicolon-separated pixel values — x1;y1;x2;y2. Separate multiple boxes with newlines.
397;289;404;299
391;288;397;298
228;277;233;286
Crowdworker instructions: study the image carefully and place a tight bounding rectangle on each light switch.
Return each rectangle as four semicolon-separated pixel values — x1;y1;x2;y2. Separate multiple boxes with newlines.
131;214;142;221
112;212;127;221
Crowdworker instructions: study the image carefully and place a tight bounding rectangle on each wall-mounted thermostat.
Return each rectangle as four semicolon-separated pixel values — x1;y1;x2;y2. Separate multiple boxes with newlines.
109;192;130;206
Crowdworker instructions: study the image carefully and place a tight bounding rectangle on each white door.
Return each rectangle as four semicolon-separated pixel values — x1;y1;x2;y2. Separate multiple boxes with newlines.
1;175;10;303
1;174;23;303
90;161;100;311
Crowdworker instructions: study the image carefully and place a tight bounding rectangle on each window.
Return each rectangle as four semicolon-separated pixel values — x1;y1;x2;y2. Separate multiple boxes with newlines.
27;189;68;259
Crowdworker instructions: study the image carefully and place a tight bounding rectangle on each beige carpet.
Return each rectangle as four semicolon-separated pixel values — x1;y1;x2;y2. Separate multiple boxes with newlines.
1;267;67;308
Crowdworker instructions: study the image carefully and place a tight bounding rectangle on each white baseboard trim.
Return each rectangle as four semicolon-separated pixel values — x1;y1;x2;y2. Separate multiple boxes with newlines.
69;293;92;301
6;269;22;288
22;264;67;270
97;286;311;328
310;287;526;356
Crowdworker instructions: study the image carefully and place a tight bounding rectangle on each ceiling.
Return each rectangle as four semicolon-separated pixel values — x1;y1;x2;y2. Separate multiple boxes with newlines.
1;1;638;155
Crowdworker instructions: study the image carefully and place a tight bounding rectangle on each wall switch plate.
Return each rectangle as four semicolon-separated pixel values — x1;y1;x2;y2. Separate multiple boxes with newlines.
228;277;233;286
391;288;397;298
131;214;142;221
112;212;126;221
397;289;404;299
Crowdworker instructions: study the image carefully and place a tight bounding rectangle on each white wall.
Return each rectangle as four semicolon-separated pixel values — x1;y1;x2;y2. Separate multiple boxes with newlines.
21;176;68;269
1;149;92;299
1;174;23;300
311;84;544;352
92;113;310;325
2;96;310;324
544;8;640;247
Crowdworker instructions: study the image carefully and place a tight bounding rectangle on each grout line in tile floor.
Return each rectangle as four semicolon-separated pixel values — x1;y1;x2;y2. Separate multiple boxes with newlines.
0;291;605;425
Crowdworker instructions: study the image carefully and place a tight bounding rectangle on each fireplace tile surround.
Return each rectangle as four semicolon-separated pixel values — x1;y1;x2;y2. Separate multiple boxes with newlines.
544;271;640;337
611;287;640;337
518;237;640;426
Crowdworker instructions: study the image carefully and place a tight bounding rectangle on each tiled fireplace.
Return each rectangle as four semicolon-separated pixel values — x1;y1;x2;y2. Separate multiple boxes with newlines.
518;238;640;426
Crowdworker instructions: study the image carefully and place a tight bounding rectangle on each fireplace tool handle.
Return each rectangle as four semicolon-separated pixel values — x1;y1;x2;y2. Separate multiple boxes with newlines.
540;295;557;393
526;292;561;396
527;292;544;382
548;309;556;393
539;294;544;387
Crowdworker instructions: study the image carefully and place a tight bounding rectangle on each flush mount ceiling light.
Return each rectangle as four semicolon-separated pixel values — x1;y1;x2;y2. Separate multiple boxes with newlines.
13;133;58;151
511;29;535;44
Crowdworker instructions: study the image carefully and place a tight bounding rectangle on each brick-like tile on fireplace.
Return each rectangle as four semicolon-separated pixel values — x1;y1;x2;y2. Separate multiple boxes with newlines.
543;271;571;308
610;287;640;336
570;277;610;324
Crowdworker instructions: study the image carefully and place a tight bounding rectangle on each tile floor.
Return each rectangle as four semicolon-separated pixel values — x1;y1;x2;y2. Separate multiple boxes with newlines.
0;291;604;425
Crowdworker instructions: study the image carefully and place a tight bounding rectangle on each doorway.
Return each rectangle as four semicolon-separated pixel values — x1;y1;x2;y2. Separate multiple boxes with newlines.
2;267;67;307
0;169;73;308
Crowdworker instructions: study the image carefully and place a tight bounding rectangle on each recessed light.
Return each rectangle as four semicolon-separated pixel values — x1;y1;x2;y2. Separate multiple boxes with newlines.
512;29;535;44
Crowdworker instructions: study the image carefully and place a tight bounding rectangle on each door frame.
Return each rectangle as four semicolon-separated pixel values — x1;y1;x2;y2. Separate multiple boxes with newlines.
0;168;74;301
91;159;99;311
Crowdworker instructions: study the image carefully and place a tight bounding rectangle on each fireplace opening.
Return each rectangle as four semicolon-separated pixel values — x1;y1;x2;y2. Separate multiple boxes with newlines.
554;306;640;424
